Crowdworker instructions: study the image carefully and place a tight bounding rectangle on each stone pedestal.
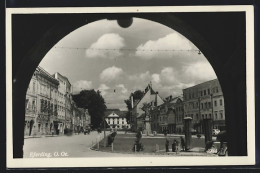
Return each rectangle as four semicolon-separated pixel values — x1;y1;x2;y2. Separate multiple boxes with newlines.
184;117;192;151
143;115;152;135
203;119;213;144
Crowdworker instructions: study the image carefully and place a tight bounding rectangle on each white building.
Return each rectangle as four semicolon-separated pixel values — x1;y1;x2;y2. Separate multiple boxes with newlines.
53;72;73;133
105;109;131;130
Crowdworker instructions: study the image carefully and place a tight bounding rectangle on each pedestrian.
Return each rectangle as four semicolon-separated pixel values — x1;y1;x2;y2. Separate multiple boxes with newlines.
165;137;169;152
180;136;185;151
51;128;54;136
172;139;177;152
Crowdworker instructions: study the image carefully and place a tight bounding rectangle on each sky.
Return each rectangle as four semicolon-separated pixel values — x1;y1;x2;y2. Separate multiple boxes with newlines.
39;18;217;110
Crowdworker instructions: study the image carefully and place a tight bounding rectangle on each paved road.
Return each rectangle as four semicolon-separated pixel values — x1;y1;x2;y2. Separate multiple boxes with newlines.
23;131;218;158
23;131;113;158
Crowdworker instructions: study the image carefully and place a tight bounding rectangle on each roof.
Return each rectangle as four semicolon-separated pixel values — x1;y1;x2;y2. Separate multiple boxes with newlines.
53;72;71;86
105;109;127;118
183;78;218;91
37;66;59;86
159;96;183;109
133;83;162;109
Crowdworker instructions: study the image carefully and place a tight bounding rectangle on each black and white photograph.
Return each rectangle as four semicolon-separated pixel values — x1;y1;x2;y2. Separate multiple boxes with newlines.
6;6;255;167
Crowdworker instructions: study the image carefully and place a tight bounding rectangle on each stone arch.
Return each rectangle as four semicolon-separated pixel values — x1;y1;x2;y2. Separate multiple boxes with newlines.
12;12;246;157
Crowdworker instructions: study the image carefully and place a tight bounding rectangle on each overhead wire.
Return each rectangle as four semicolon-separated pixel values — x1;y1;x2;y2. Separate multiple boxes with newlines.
53;46;200;53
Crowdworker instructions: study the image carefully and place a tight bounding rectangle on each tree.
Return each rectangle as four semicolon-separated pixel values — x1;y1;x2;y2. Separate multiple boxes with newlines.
124;90;144;122
72;89;107;129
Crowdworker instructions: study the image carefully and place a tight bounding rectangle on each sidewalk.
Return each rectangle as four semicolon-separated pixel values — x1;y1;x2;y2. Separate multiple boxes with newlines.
24;134;60;139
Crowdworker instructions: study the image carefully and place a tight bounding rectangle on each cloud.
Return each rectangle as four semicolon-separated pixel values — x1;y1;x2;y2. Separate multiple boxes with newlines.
86;33;125;59
129;71;151;81
151;74;160;83
98;84;110;96
98;84;129;110
182;61;217;82
73;80;93;93
116;84;128;94
135;33;194;59
100;66;124;83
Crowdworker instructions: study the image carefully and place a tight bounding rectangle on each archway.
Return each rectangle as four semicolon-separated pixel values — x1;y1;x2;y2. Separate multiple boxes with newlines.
12;12;246;157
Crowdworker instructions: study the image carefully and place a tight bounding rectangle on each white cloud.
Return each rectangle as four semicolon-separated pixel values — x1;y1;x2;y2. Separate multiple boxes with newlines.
86;33;125;59
182;61;217;82
98;84;110;96
116;84;128;94
100;66;124;83
151;74;160;83
73;80;93;93
135;33;194;59
129;71;151;81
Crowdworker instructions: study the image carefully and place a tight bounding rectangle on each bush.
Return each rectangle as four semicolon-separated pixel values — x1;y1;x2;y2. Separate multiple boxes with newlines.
107;132;117;147
132;130;144;152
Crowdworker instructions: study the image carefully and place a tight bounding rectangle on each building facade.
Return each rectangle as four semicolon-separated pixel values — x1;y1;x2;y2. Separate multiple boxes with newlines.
105;109;131;130
130;83;164;131
25;66;91;137
24;67;60;136
183;79;225;133
53;72;73;134
175;97;184;133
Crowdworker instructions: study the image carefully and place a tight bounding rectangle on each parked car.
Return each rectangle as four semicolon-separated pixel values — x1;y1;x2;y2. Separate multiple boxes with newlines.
212;129;220;136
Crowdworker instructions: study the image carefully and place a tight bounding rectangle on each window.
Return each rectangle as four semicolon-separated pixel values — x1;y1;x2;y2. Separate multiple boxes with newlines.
205;114;207;119
208;89;210;95
220;112;223;119
220;99;223;106
32;100;35;110
196;114;199;120
202;114;204;119
201;103;203;109
25;99;29;109
33;82;35;93
216;87;219;93
204;90;206;95
208;102;211;108
214;100;217;106
204;103;207;109
201;91;203;96
209;114;211;118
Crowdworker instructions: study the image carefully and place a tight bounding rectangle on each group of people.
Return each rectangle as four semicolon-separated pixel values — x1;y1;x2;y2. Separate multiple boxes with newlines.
165;136;186;152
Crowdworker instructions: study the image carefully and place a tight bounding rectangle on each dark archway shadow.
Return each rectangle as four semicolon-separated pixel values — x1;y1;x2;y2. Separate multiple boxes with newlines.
12;12;246;157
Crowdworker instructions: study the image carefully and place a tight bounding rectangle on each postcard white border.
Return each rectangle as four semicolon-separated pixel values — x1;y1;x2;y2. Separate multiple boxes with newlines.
6;5;255;168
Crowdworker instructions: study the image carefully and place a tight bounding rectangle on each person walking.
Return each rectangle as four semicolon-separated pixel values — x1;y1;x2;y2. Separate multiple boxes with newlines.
165;137;169;152
180;136;185;151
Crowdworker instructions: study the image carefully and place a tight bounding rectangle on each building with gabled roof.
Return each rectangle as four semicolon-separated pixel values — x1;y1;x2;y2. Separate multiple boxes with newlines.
105;109;130;129
130;83;164;132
